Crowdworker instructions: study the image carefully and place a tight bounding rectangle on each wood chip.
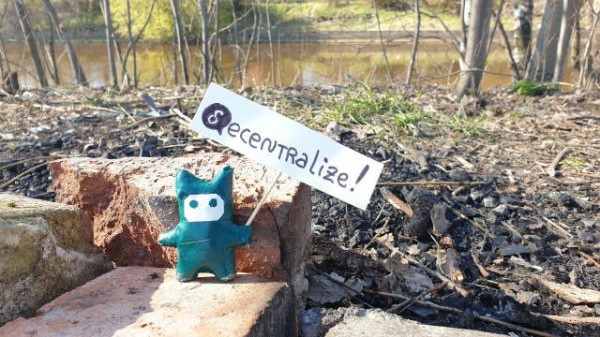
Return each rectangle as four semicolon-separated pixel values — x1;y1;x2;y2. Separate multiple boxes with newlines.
530;278;600;304
380;187;414;218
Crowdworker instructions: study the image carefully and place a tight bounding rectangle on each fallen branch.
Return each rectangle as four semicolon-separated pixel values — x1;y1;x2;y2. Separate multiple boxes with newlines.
0;163;47;190
377;181;486;187
547;147;570;177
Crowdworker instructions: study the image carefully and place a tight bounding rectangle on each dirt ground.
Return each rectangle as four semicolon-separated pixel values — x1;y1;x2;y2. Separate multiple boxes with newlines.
1;84;599;336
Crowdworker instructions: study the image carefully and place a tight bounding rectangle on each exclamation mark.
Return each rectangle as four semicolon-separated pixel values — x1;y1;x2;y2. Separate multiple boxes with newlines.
350;165;370;192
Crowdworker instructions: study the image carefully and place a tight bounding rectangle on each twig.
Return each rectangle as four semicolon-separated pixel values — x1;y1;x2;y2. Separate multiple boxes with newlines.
0;163;47;189
0;156;59;172
387;281;448;314
121;113;177;131
363;289;558;337
245;172;282;226
307;264;374;308
547;147;570;177
471;252;490;278
382;241;469;297
377;181;486;187
541;216;574;239
171;107;192;124
360;219;390;254
578;250;600;268
451;185;466;197
380;187;413;218
562;171;600;179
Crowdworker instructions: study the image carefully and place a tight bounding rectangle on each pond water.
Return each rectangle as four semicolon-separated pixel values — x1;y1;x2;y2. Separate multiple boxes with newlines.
5;42;574;89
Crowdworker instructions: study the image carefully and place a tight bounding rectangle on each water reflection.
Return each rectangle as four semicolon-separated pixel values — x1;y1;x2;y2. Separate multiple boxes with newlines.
5;42;571;89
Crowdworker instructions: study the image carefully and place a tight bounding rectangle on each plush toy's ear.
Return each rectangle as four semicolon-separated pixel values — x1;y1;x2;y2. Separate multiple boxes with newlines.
210;166;233;198
176;169;210;200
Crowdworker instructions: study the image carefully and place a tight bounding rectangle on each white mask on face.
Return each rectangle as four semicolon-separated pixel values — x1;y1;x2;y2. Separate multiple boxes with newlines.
183;194;225;222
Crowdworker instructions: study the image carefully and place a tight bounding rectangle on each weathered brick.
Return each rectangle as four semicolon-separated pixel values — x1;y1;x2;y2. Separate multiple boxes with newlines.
0;267;296;337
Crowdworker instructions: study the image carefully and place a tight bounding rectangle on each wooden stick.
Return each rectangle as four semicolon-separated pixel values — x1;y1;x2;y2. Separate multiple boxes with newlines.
547;147;569;177
471;252;490;278
377;181;486;187
578;250;600;268
0;163;47;189
541;216;574;239
244;172;282;226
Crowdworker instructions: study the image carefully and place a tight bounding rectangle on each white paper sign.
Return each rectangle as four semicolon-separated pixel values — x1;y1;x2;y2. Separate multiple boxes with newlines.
190;83;383;210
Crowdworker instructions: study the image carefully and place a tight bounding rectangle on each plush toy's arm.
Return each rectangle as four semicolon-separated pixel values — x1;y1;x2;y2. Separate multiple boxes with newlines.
158;227;179;247
226;222;252;247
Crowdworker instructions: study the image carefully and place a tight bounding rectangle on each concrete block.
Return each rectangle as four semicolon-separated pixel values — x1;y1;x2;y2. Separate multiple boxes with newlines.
0;193;113;326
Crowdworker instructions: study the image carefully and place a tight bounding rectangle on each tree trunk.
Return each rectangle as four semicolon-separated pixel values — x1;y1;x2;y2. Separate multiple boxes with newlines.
13;0;48;87
171;0;189;85
526;0;580;82
553;0;581;82
199;0;211;86
455;0;492;97
581;1;600;89
42;0;87;85
571;8;581;73
513;0;533;74
40;23;60;85
101;0;118;87
406;0;420;85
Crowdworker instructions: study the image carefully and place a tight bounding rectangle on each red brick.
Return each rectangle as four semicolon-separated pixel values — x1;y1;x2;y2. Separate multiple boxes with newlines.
50;155;311;281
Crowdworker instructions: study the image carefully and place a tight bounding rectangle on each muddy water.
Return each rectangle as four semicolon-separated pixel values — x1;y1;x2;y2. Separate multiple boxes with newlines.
5;42;573;89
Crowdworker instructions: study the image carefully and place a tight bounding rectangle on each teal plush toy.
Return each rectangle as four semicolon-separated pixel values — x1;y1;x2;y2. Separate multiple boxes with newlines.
158;167;252;282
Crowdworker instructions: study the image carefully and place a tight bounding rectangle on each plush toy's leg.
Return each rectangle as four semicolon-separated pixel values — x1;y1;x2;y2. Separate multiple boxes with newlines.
176;248;200;282
211;249;237;281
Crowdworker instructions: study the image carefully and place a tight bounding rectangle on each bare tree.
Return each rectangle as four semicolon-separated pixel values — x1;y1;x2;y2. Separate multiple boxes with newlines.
171;0;189;85
406;0;420;85
40;20;60;85
455;0;493;96
513;0;533;74
13;0;48;87
100;0;118;87
42;0;87;85
372;0;393;83
198;0;210;85
266;0;275;85
121;0;156;88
